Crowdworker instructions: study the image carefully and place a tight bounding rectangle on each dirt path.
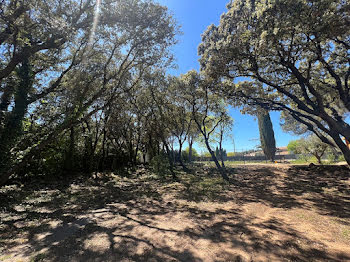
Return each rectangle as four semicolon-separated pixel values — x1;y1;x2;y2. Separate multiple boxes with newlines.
1;165;350;261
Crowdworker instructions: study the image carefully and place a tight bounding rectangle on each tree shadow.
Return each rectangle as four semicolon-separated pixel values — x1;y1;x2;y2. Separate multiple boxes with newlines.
1;165;350;261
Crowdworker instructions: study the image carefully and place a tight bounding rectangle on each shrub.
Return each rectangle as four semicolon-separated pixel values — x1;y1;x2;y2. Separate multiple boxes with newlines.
150;153;170;177
227;152;235;157
339;154;346;162
182;147;199;162
327;153;337;163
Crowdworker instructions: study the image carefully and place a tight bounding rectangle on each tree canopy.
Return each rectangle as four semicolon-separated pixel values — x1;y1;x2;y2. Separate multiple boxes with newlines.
0;0;178;184
199;0;350;164
0;0;349;186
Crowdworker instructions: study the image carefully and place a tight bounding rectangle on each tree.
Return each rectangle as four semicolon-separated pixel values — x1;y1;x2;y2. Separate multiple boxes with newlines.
257;110;276;161
182;147;199;162
180;70;230;181
214;114;233;167
0;0;178;185
288;135;331;164
199;0;350;165
287;140;300;155
166;77;193;170
0;0;95;182
186;121;201;163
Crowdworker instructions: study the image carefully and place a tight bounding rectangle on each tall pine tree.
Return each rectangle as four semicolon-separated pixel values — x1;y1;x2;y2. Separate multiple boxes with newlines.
258;111;276;162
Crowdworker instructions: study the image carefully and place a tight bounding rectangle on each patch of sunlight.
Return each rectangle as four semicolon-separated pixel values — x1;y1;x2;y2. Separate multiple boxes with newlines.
84;232;110;253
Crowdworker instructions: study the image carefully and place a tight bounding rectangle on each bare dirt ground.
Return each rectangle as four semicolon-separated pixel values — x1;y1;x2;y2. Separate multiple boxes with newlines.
1;164;350;262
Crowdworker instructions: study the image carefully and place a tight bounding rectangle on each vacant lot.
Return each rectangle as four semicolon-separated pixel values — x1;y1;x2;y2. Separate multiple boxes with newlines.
1;164;350;262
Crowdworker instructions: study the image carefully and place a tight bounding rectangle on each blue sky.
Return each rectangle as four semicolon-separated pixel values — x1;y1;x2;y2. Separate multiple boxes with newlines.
156;0;300;152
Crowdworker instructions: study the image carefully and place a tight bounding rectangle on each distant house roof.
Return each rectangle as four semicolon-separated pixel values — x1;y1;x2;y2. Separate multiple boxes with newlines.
244;147;289;157
276;147;289;155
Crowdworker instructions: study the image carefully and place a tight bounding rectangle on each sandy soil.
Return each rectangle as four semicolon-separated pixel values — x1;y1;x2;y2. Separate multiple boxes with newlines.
1;164;350;262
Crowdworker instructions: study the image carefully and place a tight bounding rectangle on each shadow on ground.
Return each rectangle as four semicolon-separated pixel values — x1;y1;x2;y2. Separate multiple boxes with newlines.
0;164;349;261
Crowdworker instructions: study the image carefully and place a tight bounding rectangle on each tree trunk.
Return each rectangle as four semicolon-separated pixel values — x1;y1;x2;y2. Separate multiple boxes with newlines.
100;128;107;171
134;135;140;165
219;133;226;168
315;154;322;165
162;141;177;180
220;153;226;168
178;140;187;170
331;133;350;166
204;138;229;181
188;138;193;163
64;125;75;173
0;58;32;185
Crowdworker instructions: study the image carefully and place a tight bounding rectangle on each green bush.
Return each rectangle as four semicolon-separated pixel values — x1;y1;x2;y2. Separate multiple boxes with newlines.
182;147;199;162
227;152;235;157
298;154;310;162
150;153;170;177
327;153;337;163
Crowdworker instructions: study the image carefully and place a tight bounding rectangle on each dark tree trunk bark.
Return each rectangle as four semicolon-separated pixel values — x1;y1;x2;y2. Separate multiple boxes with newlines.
178;140;187;170
331;132;350;166
0;58;32;185
64;126;75;173
204;137;229;181
219;132;226;168
188;138;193;163
315;154;322;165
100;128;107;171
134;135;140;165
162;141;177;180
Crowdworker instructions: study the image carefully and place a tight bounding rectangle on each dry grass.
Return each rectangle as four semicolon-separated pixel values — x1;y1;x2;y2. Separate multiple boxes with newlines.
0;164;350;262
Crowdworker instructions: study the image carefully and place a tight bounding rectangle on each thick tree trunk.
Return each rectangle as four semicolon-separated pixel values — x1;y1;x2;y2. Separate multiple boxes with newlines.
0;58;32;185
331;133;350;166
342;149;350;166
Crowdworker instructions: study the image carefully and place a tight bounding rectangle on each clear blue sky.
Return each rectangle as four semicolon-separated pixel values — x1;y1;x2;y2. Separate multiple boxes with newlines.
156;0;300;152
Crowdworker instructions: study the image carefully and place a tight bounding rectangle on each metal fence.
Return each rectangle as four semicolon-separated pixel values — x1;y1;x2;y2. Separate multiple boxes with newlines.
196;148;297;163
197;154;297;163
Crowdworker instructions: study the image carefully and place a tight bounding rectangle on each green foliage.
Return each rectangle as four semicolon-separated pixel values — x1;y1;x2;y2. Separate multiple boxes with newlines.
199;0;350;164
339;154;346;162
298;154;312;163
227;152;235;157
0;0;179;184
182;147;199;162
215;147;227;159
257;111;276;161
289;135;332;164
327;153;337;164
287;140;301;154
201;152;212;158
280;112;309;136
150;153;170;177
